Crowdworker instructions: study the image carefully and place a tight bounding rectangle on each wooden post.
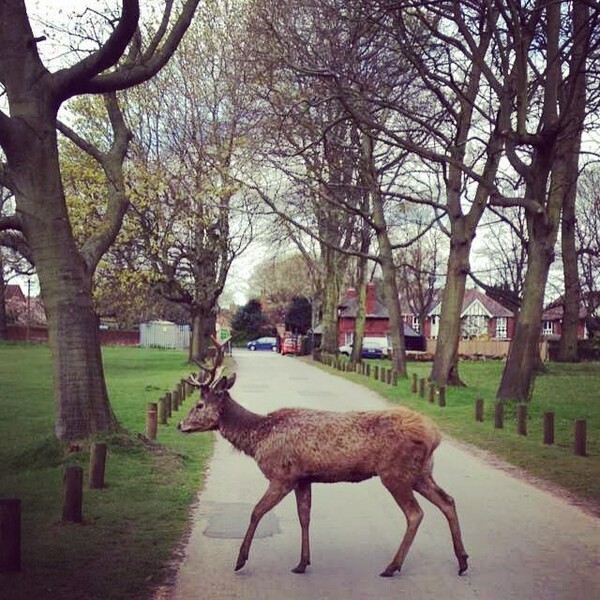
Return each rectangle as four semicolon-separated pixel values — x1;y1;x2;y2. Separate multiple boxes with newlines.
89;442;107;489
392;370;398;386
419;378;425;398
475;397;484;422
165;392;172;418
543;412;554;445
373;365;379;380
494;402;504;429
365;364;371;377
438;386;446;407
411;373;417;393
0;498;21;572
428;383;435;403
517;403;527;436
62;465;83;523
386;368;392;385
158;396;168;425
180;379;186;400
146;402;158;440
573;419;587;457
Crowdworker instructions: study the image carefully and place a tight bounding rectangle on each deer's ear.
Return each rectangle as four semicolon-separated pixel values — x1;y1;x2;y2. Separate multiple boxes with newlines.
225;373;236;389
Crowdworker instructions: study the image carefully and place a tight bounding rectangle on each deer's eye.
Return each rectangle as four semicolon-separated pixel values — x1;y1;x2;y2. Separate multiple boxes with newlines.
195;401;205;410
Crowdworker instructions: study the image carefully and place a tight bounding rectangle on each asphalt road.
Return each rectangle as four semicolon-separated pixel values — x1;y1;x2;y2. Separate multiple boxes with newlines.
170;350;600;600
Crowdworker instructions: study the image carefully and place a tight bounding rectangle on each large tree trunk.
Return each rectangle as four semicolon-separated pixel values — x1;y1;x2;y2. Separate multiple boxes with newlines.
430;240;469;387
0;256;6;340
350;267;367;365
189;304;217;363
14;127;118;440
497;233;553;401
320;246;344;354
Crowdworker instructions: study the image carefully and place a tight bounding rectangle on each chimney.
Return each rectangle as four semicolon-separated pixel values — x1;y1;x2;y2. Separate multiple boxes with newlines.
346;287;357;300
366;282;376;314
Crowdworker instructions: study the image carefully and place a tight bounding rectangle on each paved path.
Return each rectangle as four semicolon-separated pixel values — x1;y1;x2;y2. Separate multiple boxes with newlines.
171;351;599;600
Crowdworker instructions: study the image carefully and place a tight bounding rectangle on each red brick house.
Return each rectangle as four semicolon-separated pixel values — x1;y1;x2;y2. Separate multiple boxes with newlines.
337;282;424;350
540;297;588;339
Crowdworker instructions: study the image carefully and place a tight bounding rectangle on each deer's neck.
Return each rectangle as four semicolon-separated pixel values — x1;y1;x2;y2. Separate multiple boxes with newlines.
218;396;266;458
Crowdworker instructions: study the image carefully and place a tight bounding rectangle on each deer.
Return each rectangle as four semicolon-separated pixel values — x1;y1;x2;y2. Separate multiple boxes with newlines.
178;339;469;578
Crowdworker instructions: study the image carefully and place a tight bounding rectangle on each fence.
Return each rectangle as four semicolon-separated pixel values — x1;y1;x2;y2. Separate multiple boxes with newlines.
139;321;190;349
425;338;548;360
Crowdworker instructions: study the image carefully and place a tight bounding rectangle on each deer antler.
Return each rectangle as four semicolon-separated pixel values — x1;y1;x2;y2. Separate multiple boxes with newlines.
187;336;226;388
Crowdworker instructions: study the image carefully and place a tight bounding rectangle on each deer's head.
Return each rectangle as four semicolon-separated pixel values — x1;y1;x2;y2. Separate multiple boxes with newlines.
178;372;237;433
178;337;236;433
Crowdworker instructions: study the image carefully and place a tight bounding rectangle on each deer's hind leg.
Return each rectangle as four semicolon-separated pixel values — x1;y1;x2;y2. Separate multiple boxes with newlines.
235;480;293;572
414;473;469;575
291;480;312;573
379;473;424;577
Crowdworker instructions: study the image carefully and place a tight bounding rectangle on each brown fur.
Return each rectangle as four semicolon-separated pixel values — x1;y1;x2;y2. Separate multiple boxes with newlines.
179;373;468;577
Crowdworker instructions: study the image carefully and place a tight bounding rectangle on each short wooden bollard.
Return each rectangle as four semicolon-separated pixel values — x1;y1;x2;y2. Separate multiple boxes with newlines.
165;392;172;418
386;369;392;385
146;402;158;440
517;403;527;436
543;412;554;445
428;383;435;403
475;397;484;422
62;465;83;523
573;419;587;457
0;498;21;572
419;378;425;398
158;397;168;425
392;370;398;386
365;364;371;377
494;402;504;429
438;386;446;407
373;365;379;380
89;442;107;489
180;379;186;400
411;373;417;393
173;389;180;411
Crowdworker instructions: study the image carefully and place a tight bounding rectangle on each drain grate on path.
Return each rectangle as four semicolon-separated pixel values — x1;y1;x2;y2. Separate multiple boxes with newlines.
203;502;280;539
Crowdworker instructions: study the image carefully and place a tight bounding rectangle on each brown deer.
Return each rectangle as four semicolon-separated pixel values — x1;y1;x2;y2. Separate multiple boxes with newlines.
178;340;469;577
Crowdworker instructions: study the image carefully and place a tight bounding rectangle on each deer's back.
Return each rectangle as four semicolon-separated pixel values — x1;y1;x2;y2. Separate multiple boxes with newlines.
253;406;439;484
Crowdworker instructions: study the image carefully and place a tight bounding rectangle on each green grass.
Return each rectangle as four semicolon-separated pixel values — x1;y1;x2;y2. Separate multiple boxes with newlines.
0;343;212;600
319;356;600;513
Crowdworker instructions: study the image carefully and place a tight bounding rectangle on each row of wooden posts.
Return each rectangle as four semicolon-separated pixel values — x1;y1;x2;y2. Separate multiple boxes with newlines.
0;377;193;573
321;354;589;458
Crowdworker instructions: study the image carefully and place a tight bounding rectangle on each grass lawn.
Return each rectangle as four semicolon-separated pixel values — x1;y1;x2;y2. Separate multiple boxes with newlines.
0;342;212;600
318;356;600;514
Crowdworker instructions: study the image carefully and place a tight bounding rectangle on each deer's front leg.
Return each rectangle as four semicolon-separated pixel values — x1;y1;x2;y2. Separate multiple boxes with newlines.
291;481;312;573
235;480;293;572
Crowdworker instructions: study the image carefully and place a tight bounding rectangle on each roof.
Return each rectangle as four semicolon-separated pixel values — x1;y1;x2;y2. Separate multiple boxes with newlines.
429;288;513;318
542;296;587;321
338;294;389;319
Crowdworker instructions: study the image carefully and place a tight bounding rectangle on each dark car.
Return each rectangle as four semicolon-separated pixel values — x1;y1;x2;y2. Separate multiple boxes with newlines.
247;336;278;351
339;338;386;359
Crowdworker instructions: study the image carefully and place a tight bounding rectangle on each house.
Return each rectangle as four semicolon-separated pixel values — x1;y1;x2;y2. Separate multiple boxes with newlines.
337;282;425;351
541;297;588;339
427;288;515;340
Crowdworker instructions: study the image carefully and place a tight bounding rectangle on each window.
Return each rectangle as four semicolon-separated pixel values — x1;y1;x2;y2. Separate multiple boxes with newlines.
542;320;553;336
344;332;354;346
462;315;487;338
495;317;507;339
412;316;420;333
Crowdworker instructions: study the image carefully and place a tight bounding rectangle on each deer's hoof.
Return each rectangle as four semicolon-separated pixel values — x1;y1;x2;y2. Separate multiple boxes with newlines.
379;565;399;578
291;563;308;574
234;557;247;572
458;554;469;575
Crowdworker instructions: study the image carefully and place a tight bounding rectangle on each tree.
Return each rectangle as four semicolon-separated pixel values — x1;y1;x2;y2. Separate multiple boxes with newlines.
231;299;266;341
0;0;201;440
285;296;312;334
497;0;595;400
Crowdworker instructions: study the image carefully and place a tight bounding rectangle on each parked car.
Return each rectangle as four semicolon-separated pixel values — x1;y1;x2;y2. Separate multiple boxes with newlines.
282;335;299;356
247;336;278;351
339;337;388;359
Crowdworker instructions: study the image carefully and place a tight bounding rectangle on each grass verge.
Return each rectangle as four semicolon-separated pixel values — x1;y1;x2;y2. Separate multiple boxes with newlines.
317;356;600;514
0;343;212;600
